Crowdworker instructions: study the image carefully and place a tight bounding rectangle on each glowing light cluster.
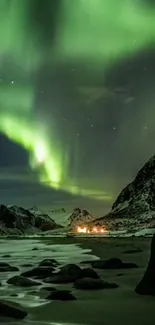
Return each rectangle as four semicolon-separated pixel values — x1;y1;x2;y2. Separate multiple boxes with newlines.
77;226;107;234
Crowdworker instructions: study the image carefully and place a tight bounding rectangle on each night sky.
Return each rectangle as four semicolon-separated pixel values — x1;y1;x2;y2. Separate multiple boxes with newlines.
0;0;155;215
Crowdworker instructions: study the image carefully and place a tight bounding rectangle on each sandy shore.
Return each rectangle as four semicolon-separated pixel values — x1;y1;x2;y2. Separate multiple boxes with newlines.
0;236;154;324
22;236;154;325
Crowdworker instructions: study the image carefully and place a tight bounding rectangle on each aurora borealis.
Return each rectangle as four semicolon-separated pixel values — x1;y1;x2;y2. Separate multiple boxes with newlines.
0;0;155;213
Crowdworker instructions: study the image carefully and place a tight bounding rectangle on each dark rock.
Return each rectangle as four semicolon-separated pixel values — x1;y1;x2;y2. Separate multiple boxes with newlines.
117;273;124;277
21;266;54;278
46;290;76;301
45;264;82;283
22;264;32;267
44;264;84;284
7;275;41;287
39;259;58;267
44;274;77;284
135;234;155;296
2;255;11;258
60;264;82;278
123;249;143;254
0;263;19;272
74;278;118;290
92;258;138;269
81;268;99;279
0;300;27;319
10;293;18;297
0;262;10;267
32;247;38;251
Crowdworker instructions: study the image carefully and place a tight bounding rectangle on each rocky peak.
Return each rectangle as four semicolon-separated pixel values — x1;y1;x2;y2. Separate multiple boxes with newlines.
91;155;155;231
68;208;95;231
0;204;62;235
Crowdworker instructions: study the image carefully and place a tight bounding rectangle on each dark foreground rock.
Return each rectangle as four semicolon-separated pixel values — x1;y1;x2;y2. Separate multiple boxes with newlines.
81;268;99;279
7;275;41;287
92;258;138;269
46;290;76;301
45;264;83;284
39;259;59;267
74;278;118;290
135;234;155;295
0;262;19;272
0;300;27;319
21;266;54;279
44;274;77;284
0;204;62;235
44;264;100;284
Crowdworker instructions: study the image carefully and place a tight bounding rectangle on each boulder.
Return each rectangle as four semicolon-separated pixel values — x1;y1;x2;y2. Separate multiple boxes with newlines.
74;278;118;290
0;262;19;272
81;268;99;279
7;275;41;287
44;274;78;284
60;264;82;278
46;290;76;301
21;266;54;279
92;258;138;269
39;259;58;267
0;300;27;319
135;234;155;295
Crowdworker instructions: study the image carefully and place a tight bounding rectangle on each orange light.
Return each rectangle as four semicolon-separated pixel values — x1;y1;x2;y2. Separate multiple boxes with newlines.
76;226;107;234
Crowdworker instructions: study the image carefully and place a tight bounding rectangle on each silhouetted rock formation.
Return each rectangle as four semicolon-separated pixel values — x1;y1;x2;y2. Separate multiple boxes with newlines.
135;233;155;295
46;289;76;301
68;208;95;231
0;300;27;320
0;204;62;236
91;155;155;231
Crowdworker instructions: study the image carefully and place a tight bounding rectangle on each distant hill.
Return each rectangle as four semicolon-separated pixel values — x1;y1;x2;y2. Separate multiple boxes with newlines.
0;205;63;236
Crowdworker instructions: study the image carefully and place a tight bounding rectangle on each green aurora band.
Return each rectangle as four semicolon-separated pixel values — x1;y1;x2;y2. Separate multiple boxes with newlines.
0;0;155;201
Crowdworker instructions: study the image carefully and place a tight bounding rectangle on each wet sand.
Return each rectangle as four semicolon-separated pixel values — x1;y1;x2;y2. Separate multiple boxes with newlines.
28;237;154;325
0;236;154;325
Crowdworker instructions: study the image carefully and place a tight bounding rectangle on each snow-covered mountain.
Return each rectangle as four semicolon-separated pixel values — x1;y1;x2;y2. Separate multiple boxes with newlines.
90;155;155;231
0;204;62;236
68;208;96;231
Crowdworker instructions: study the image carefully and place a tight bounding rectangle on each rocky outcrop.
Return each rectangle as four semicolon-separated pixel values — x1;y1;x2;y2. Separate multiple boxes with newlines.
68;208;95;232
135;233;155;295
91;155;155;231
0;204;62;236
0;300;27;320
46;289;76;301
74;278;118;290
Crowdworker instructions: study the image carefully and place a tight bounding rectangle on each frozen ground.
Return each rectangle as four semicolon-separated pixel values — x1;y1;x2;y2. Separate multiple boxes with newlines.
0;237;154;325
